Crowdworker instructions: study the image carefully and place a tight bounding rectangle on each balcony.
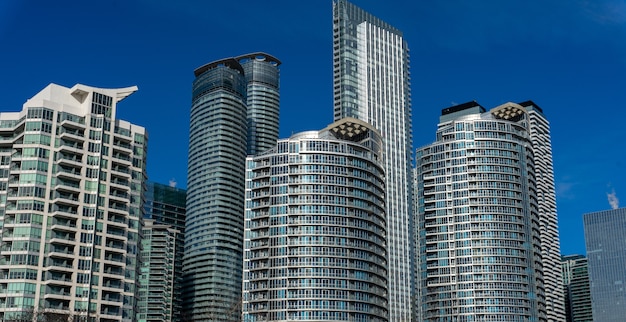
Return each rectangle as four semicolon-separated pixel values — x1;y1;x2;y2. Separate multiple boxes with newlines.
47;255;73;268
57;153;83;166
102;278;123;290
58;128;84;141
44;271;73;284
107;215;127;226
54;179;81;193
105;239;126;250
50;205;79;218
55;165;82;180
43;285;72;298
49;232;76;244
103;266;124;276
50;219;78;233
58;140;84;154
49;246;74;256
111;152;131;165
110;178;130;190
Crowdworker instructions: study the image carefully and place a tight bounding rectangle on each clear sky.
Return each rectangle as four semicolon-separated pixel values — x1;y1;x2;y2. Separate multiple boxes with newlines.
1;0;625;256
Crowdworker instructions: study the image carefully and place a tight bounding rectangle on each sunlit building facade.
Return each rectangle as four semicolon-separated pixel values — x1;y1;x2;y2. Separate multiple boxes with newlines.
243;118;388;321
583;207;626;322
332;1;413;319
521;101;565;320
561;254;592;322
185;53;280;320
416;102;546;321
0;83;147;321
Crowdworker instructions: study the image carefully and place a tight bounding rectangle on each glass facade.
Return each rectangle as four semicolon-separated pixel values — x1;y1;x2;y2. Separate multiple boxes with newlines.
416;102;546;321
239;53;281;156
561;254;592;322
0;83;147;322
184;58;248;320
140;182;186;322
243;118;388;321
583;208;626;322
185;53;279;320
332;1;413;320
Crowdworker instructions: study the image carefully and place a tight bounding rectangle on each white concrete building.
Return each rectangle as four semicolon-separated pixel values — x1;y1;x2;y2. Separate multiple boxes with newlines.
0;83;147;322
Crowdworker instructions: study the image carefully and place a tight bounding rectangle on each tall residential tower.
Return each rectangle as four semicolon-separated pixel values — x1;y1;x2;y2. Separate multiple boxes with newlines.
520;101;565;320
0;83;147;322
243;118;388;321
184;53;280;320
333;1;413;319
416;102;548;321
140;181;186;322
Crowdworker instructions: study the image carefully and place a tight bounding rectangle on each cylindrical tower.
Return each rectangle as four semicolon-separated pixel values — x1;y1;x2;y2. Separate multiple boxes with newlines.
416;102;545;321
184;58;248;320
243;118;388;321
238;53;281;156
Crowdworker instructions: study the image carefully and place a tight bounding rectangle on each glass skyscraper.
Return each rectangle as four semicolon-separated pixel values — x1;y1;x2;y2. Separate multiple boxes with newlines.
561;254;592;322
416;102;547;321
0;83;147;321
332;1;413;320
583;207;626;321
243;118;388;321
239;53;281;156
185;53;280;320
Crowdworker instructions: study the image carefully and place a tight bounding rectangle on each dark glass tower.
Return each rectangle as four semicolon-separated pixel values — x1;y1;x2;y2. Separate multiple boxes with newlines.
584;208;626;321
184;58;248;320
239;53;281;156
184;53;280;320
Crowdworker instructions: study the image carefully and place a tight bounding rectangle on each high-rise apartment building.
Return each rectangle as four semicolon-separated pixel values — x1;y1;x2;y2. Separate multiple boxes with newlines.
332;1;413;319
0;83;147;321
561;254;592;322
243;118;388;321
139;219;179;322
140;181;186;322
184;53;280;320
521;101;565;320
239;53;281;156
583;207;626;321
416;102;548;321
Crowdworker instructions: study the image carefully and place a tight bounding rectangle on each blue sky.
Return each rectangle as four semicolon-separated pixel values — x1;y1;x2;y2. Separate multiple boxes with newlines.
1;0;625;256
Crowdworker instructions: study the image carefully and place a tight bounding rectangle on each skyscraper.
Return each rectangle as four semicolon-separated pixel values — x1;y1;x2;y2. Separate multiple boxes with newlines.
239;53;281;156
184;53;280;320
243;118;388;321
332;1;413;319
520;101;565;320
583;207;626;321
561;254;592;322
140;181;186;322
0;83;147;321
416;102;547;321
